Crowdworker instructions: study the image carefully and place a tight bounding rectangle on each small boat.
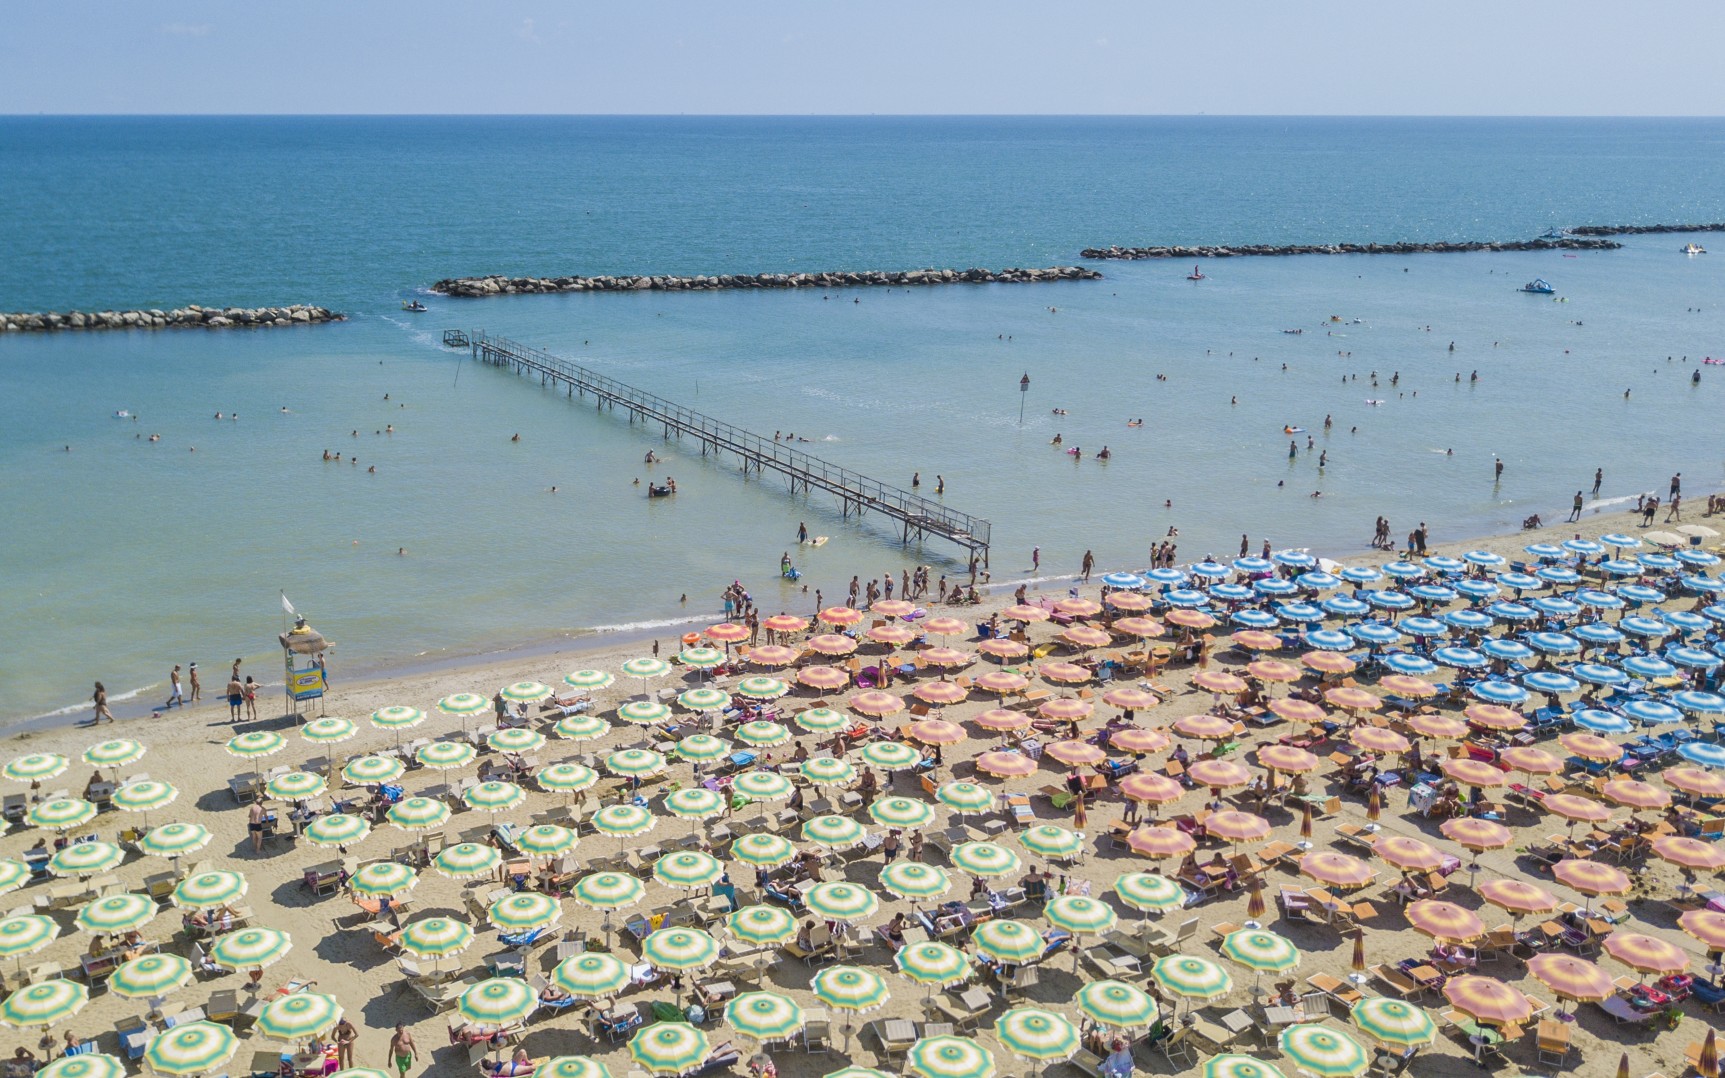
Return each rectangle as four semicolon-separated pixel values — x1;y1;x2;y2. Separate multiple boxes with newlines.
1186;265;1206;281
1539;228;1572;240
1519;278;1555;294
401;300;428;312
1684;243;1707;255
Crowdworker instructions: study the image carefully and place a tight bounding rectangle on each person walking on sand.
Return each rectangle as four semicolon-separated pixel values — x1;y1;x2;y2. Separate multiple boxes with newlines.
243;677;259;721
188;663;200;703
91;682;114;724
164;665;184;709
1568;491;1584;523
389;1026;418;1078
249;800;266;855
334;1018;357;1071
1666;494;1682;522
1081;550;1094;583
226;673;244;723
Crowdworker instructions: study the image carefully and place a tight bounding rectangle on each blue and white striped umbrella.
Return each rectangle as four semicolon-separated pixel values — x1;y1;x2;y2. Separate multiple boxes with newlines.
1443;610;1495;631
1210;584;1254;602
1571;623;1624;645
1433;647;1489;669
1273;551;1317;569
1623;699;1682;724
1423;556;1467;573
1382;653;1439;676
1486;602;1537;621
1570;663;1628;687
1524;543;1566;560
1162;590;1210;608
1530;597;1583;618
1600;534;1642;549
1233;557;1275;574
1408;585;1458;603
1573;589;1624;609
1480;638;1536;661
1536;567;1582;585
1526;632;1581;655
1621;655;1677;679
1146;568;1188;585
1562;539;1605;556
1661;611;1709;634
1454;580;1501;600
1674;691;1725;715
1618;585;1668;604
1523;671;1581;694
1304;630;1355;651
1497;573;1545;591
1367;591;1415;611
1322;596;1371;617
1598;559;1642;576
1681;575;1725;594
1665;647;1723;670
1637;553;1680;571
1189;562;1230;579
1618;617;1672;638
1399;617;1447;637
1254;579;1299;598
1231;609;1280;629
1677;741;1725;766
1572;709;1633;734
1340;566;1383;584
1700;604;1725;624
1463;550;1507;566
1677;550;1722;567
1276;602;1325;622
1380;562;1423;579
1102;573;1146;590
1350;622;1403;645
1470;681;1529;705
1297;571;1342;590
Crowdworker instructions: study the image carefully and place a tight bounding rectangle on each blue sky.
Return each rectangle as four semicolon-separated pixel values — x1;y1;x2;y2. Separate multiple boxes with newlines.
4;2;1722;115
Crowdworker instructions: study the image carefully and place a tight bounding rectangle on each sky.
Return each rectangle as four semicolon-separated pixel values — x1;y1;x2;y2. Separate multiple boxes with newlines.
3;2;1723;116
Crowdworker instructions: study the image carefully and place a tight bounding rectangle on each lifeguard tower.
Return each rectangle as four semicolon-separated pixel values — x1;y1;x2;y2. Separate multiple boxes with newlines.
279;617;330;721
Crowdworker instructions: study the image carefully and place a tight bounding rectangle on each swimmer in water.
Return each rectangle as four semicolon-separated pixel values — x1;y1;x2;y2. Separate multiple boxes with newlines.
511;433;521;442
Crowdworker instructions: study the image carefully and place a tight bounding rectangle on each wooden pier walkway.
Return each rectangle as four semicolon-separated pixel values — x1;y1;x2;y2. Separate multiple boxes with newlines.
453;331;991;565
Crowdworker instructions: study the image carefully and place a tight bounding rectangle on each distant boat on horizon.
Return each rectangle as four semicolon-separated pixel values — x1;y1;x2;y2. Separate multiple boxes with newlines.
1520;278;1555;294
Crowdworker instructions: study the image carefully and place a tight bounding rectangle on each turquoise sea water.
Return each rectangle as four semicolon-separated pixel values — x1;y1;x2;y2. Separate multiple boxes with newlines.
3;117;1724;723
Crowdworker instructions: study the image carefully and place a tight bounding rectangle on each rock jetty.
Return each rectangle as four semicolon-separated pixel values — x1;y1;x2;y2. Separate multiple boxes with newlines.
1567;222;1725;236
431;266;1100;297
0;305;344;333
1080;238;1618;260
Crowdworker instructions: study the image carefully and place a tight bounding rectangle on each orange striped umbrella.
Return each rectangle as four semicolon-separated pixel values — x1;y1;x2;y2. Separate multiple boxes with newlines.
1120;773;1184;804
762;614;809;634
1192;671;1247;694
819;606;865;627
1039;662;1092;685
707;622;751;643
1552;859;1631;896
1650;836;1725;871
871;600;915;619
912;683;969;708
1270;698;1327;724
1602;779;1671;811
1111;617;1164;638
1246;660;1301;682
1406;899;1485;941
1442;976;1534;1025
1664;767;1725;798
1602;932;1690;975
1105;592;1153;612
1232;630;1282;651
1463;704;1526;731
1102;687;1158;710
974;709;1032;732
1300;851;1376;890
907;719;966;745
1527;953;1614;1003
1037;698;1093;722
1558;732;1622;763
1543;795;1613;824
919;647;974;668
1247;881;1267;919
977;638;1029;660
1110;728;1170;754
1204;811;1271;843
1351;727;1411;754
1498;747;1563;775
1441;759;1507;788
1257;745;1321;773
1172;714;1236;740
1062;626;1114;650
1187;760;1252;788
1127;826;1195;859
974;671;1030;695
1379;675;1437;697
1407;714;1468;739
749;645;801;667
922;617;969;637
1372;835;1446;872
866;623;917;647
1477;879;1558;915
1164;609;1216;629
1677;909;1725;950
848;691;905;717
807;634;858;656
1044;740;1106;766
1054;598;1103;618
1697;1034;1718;1078
1325;687;1382;711
1001;604;1049;623
974;751;1037;778
1301;651;1357;675
796;666;850;690
1440;818;1513;850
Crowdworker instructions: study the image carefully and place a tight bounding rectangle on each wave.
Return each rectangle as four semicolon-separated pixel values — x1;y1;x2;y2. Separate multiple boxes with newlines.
30;682;153;720
586;612;713;634
379;314;440;351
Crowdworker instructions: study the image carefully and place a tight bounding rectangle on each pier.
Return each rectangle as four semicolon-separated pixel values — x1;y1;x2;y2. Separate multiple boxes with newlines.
457;331;991;566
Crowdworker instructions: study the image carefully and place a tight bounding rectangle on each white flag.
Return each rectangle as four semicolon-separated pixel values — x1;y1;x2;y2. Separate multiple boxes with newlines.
281;593;296;615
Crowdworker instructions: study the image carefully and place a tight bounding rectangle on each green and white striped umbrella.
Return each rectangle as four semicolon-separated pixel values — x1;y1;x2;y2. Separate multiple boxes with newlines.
802;757;859;786
725;991;805;1042
29;798;96;830
592;804;655;838
734;720;791;747
0;915;57;960
458;978;539;1025
488;728;546;753
729;833;795;867
517;824;578;857
802;814;865;848
628;1023;709;1077
572;872;646;910
434;695;487;718
210;928;291;971
734;677;790;701
1113;872;1187;913
861;741;922;770
805;882;880;922
621;657;672;680
1019;825;1083;861
489;892;562;932
111;780;178;813
822;1069;892;1078
257;993;342;1040
641;927;720;971
565;669;615;691
1151;955;1234;1001
387;797;451;831
265;770;327;801
342;755;405;785
49;841;124;877
906;1036;995;1078
108;954;192;999
896;942;971;986
880;862;953;900
0;861;27;896
171;871;247;910
416;741;477;770
300;718;357;744
812;966;890;1012
971;920;1042;964
678;648;726;671
331;1069;392;1078
936;782;993;813
0;979;88;1028
1220;929;1300;973
654;851;724;890
143;1021;237;1076
398;917;475;959
1278;1025;1370;1078
499;681;553;704
1043;895;1117;935
83;739;146;767
537;762;599;793
374;705;429;729
994;1008;1078;1062
665;787;725;820
552;953;629;998
544;1060;611;1078
302;813;371;848
677;688;731;712
37;1055;125;1078
1204;1056;1289;1078
1075;980;1157;1028
675;734;733;762
137;822;210;858
868;796;935;829
1349;998;1436;1049
727;905;797;946
224;732;285;760
950;841;1021;878
351;862;417;898
463;780;527;813
5;753;68;781
795;708;849;733
734;770;793;801
74;893;155;934
554;714;611;741
605;748;667;777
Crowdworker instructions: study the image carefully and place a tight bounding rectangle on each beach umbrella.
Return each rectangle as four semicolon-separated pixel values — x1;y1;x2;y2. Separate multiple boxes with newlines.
143;1022;237;1076
1558;732;1622;762
1110;728;1170;755
1206;811;1272;843
679;647;727;671
1463;704;1526;732
676;688;732;714
848;691;907;719
28;798;96;831
813;964;890;1015
973;920;1044;964
794;707;849;732
628;1025;712;1078
81;738;147;769
536;763;598;795
641;927;719;971
1477;879;1558;916
727;905;797;947
591;804;655;838
387;797;450;831
665;788;726;820
1126;825;1196;859
868;796;934;829
605;748;668;777
1441;759;1507;788
1350;727;1409;755
1114;872;1186;913
1543;795;1614;827
674;733;733;763
1679;910;1725;950
1406;900;1485;942
797;666;851;693
1278;1025;1368;1078
1623;698;1682;724
1258;745;1321;774
734;721;792;748
1152;955;1233;1004
896;941;972;988
515;823;578;858
36;1058;123;1078
341;755;404;785
551;952;629;999
1602;932;1689;976
1044;739;1105;766
906;1037;996;1078
735;771;794;802
1075;980;1156;1028
725;991;805;1043
171;870;246;910
1349;998;1435;1049
977;639;1030;662
973;708;1031;732
654;852;724;891
729;833;795;867
1649;836;1725;870
416;741;477;770
565;669;617;691
867;624;918;648
433;843;502;880
1680;742;1725;768
463;780;527;813
1231;628;1281;650
135;822;211;859
257;993;342;1040
1624;652;1682;680
0;862;25;898
0;915;57;964
108;953;191;1000
861;741;922;770
1043;895;1117;936
398;917;474;960
4;754;69;783
488;728;546;754
1191;672;1247;695
1220;929;1299;973
938;781;995;813
47;841;123;878
1300;851;1375;890
1573;709;1633;734
553;714;611;741
804;882;879;922
209;928;291;972
1602;779;1671;811
1018;825;1084;861
1553;859;1630;898
622;656;672;680
995;1008;1078;1064
1371;835;1445;872
572;871;645;910
1664;767;1725;797
459;978;539;1026
920;649;977;670
975;672;1031;696
1674;692;1725;717
1301;652;1355;676
265;770;326;801
951;841;1022;877
103;780;178;820
908;716;966;742
350;862;416;899
299;813;370;849
617;700;672;725
880;863;952;900
0;979;87;1028
1528;953;1614;1013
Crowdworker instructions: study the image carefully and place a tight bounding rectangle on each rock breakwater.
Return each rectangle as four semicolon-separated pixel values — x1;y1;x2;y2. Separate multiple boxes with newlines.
1567;223;1725;236
1080;238;1618;260
431;266;1100;297
1;305;344;333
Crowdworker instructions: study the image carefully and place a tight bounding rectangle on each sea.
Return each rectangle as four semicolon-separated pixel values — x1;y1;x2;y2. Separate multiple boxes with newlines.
3;116;1724;725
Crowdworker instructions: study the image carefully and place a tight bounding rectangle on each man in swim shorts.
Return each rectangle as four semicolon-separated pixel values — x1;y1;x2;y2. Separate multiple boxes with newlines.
389;1026;417;1078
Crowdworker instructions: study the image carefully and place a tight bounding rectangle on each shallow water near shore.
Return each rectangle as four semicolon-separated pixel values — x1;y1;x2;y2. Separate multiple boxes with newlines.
3;116;1725;723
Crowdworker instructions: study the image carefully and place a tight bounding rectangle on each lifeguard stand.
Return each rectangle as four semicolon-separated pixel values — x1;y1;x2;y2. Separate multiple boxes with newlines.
279;618;330;721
